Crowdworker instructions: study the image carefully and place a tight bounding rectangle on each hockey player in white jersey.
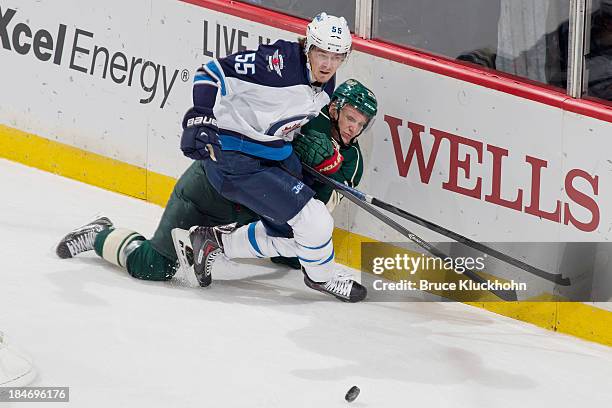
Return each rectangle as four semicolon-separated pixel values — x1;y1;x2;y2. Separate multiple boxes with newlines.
180;12;367;302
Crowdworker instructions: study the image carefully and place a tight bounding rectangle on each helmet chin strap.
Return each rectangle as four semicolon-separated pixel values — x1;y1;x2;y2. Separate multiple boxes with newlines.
307;67;324;88
305;53;314;83
305;50;322;86
331;120;344;147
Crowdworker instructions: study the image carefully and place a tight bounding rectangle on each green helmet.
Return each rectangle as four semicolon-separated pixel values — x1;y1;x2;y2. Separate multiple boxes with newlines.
332;79;378;119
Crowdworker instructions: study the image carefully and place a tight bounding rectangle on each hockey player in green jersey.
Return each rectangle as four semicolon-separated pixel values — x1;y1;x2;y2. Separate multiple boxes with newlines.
271;78;376;269
55;79;377;300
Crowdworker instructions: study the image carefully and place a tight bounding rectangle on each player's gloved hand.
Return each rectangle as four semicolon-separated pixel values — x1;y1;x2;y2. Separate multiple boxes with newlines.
293;130;343;175
180;107;221;161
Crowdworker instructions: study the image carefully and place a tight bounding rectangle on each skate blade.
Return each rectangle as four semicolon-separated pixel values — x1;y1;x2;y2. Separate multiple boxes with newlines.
171;228;194;275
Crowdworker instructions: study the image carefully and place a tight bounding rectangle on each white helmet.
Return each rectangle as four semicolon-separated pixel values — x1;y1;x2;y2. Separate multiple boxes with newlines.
305;12;352;55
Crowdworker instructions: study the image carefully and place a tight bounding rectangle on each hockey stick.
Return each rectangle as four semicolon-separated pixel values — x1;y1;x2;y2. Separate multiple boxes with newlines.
300;165;517;301
302;164;570;287
369;199;571;286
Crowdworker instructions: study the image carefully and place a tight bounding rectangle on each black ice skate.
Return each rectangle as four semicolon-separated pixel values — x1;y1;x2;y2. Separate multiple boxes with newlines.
56;216;113;259
189;223;236;287
302;268;367;303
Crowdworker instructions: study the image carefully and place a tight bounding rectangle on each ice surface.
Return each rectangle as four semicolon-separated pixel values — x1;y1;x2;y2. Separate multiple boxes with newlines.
1;158;612;407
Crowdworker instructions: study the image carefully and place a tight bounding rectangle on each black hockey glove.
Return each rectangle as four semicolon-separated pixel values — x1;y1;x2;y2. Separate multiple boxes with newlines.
180;107;221;161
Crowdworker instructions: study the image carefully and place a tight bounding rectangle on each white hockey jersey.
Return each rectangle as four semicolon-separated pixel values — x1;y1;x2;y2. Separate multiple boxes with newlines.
193;40;335;160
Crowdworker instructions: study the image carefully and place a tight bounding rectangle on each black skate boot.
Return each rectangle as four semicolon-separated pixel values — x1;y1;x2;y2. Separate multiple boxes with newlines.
302;268;367;303
189;223;236;287
56;216;113;259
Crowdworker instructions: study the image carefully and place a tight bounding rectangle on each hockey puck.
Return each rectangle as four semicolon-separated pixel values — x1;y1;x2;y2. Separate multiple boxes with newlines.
345;385;360;402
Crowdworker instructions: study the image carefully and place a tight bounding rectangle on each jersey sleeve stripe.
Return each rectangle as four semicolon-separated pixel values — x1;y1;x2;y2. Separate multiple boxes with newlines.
194;73;218;86
204;61;227;96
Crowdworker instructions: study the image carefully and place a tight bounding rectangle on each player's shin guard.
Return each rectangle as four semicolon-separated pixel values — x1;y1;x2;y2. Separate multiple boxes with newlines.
222;200;337;280
222;221;296;259
288;199;336;281
289;199;366;302
95;228;145;269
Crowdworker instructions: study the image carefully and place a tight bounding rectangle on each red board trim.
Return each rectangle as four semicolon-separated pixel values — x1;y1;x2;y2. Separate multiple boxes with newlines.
180;0;612;123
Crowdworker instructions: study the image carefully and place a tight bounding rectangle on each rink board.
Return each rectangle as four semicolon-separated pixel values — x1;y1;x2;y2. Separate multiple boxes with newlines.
1;0;612;345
